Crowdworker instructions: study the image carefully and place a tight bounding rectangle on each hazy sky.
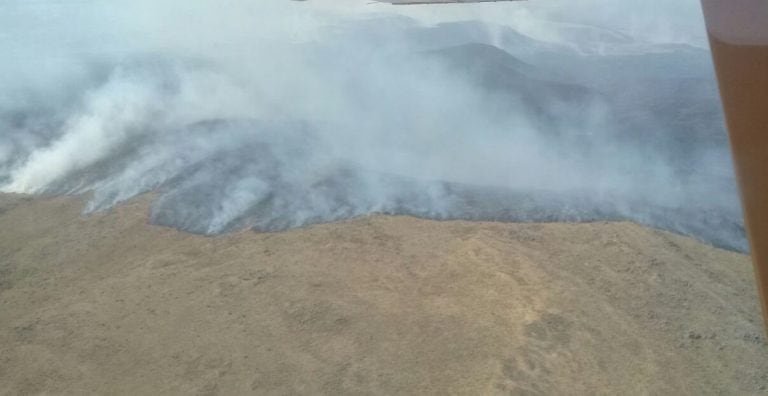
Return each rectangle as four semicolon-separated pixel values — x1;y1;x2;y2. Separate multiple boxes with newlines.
302;0;707;47
0;0;708;54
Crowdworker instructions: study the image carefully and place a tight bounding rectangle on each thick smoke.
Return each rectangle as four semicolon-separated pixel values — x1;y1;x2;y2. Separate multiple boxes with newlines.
0;1;745;250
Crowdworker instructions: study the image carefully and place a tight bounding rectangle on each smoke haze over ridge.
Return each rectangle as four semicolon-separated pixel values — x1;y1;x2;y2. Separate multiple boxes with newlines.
0;1;745;250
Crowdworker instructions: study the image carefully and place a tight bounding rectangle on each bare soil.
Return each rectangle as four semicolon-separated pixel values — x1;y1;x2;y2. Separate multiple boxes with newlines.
0;193;766;395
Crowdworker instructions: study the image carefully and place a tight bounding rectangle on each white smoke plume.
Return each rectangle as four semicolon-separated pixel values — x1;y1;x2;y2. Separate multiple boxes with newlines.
0;0;745;250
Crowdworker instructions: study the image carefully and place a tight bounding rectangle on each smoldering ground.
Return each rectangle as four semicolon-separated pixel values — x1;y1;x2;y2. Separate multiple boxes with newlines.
0;1;745;250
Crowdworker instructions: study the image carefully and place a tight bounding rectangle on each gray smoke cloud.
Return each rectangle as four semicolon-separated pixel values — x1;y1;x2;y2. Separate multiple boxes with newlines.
0;1;746;250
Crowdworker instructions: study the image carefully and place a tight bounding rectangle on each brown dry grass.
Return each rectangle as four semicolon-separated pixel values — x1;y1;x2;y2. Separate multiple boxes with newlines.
0;193;766;395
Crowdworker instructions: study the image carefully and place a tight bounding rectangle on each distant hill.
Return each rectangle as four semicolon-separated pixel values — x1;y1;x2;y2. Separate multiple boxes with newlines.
422;43;601;132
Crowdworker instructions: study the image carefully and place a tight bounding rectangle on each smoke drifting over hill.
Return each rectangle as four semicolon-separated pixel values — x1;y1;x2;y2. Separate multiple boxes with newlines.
0;1;745;250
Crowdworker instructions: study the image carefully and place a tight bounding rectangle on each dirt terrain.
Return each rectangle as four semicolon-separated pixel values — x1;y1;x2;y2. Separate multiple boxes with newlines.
1;193;767;395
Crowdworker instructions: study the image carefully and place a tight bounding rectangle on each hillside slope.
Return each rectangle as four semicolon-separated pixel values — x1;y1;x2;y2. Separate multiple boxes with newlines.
0;193;766;395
